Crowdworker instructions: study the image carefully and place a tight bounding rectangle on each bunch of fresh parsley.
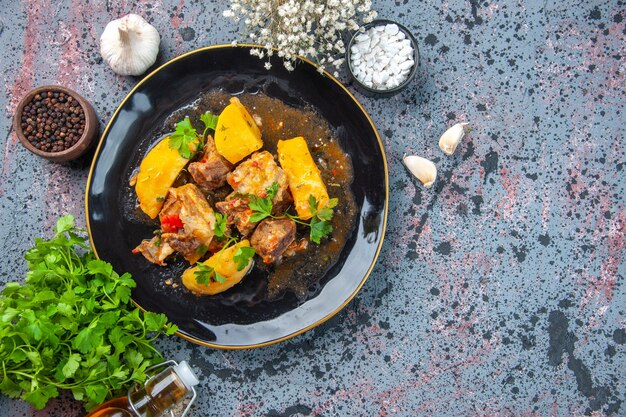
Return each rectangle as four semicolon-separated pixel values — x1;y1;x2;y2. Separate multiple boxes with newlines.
169;112;219;158
0;215;177;410
248;182;338;244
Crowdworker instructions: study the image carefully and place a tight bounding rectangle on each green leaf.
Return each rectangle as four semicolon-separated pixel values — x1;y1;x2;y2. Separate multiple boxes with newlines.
87;259;113;277
233;246;255;271
168;117;199;159
213;271;227;284
327;197;339;209
0;375;22;398
214;213;227;238
24;384;59;410
24;350;41;368
164;323;179;336
1;307;20;322
125;350;144;369
55;215;74;234
316;207;333;221
62;353;81;378
56;303;73;316
308;195;318;213
248;195;272;217
114;285;132;304
194;262;213;285
111;367;128;380
266;182;279;200
248;211;270;223
144;312;168;332
84;383;108;408
200;112;219;136
118;272;136;289
309;217;333;244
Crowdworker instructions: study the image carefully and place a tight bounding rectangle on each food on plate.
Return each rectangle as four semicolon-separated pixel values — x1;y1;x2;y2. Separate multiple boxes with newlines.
181;240;254;295
135;134;199;218
214;97;263;164
133;183;216;265
215;150;292;235
131;94;351;297
250;218;296;264
277;136;329;219
188;135;233;190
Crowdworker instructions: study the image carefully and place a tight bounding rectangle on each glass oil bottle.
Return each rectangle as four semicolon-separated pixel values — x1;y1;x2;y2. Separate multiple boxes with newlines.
86;360;199;417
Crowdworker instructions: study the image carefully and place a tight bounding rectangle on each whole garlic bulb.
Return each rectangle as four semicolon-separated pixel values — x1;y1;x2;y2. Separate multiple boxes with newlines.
100;14;160;76
403;155;437;188
439;122;470;156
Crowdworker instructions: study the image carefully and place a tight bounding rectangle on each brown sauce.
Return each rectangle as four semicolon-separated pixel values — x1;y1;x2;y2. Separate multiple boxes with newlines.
158;91;357;300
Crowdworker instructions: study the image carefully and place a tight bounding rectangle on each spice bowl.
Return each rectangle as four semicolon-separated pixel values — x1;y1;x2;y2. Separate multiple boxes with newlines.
13;85;98;163
346;19;419;96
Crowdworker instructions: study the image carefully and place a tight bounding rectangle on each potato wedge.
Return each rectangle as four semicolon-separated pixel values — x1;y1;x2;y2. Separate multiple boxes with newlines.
182;240;254;295
135;137;194;219
214;97;263;164
277;136;329;220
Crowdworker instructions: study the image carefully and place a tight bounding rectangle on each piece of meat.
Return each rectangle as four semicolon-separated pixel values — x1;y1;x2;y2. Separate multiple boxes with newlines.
159;183;216;264
215;195;257;237
188;135;233;190
217;151;293;235
250;218;296;264
132;236;174;266
226;151;292;213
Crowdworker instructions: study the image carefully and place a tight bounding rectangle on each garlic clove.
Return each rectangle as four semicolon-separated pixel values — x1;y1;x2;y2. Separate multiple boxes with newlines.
100;14;160;76
403;155;437;188
438;122;470;156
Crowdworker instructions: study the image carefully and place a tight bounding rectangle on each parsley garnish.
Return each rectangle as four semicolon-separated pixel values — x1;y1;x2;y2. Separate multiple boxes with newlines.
153;229;162;247
169;117;199;159
169;113;220;158
0;215;177;410
214;212;227;238
247;183;337;244
234;246;256;270
305;196;337;243
193;238;256;285
200;112;219;138
194;261;227;284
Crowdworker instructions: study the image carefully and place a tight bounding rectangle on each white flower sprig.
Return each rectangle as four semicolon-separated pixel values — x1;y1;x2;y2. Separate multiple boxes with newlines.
223;0;377;75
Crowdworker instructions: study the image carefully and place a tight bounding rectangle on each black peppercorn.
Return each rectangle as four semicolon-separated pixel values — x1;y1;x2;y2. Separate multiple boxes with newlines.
20;90;86;153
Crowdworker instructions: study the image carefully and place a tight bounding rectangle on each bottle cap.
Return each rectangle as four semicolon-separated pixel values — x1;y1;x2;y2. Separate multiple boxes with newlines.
173;361;200;390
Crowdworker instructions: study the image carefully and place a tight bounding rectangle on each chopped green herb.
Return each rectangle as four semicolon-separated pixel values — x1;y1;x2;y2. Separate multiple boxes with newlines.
233;246;256;271
266;182;279;200
194;261;226;284
169;117;199;159
153;229;162;247
156;196;166;202
214;213;227;238
309;215;333;244
200;112;219;138
247;187;337;244
247;182;279;223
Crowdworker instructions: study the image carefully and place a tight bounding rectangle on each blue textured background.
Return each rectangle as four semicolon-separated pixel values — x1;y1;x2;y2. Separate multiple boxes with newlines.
0;1;624;416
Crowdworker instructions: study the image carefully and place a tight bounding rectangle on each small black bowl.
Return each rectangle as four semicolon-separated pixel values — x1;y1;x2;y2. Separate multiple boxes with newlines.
346;19;419;97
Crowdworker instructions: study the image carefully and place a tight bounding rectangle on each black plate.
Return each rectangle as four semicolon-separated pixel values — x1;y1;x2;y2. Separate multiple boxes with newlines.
86;46;388;349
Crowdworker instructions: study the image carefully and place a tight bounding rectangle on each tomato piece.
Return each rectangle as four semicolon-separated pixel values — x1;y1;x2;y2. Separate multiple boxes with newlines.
161;214;184;233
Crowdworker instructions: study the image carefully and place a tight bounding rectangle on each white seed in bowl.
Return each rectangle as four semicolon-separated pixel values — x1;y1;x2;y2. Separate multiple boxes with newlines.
350;23;416;91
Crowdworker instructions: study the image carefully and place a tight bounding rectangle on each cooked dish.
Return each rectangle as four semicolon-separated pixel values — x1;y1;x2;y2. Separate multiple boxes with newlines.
130;92;356;298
